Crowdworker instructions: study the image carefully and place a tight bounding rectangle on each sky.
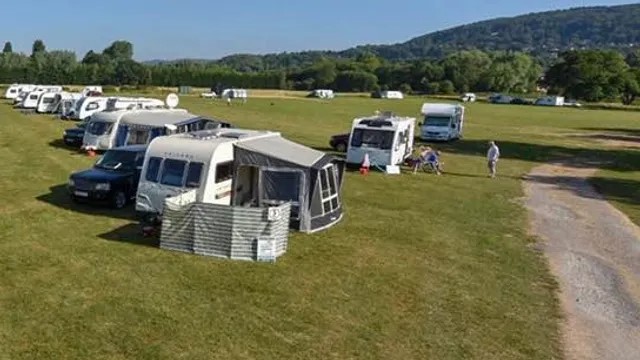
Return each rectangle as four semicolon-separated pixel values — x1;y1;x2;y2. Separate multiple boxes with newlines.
0;0;634;61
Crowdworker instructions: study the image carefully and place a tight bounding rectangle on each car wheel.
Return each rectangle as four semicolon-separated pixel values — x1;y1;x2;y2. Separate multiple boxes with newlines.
336;142;347;152
112;191;127;209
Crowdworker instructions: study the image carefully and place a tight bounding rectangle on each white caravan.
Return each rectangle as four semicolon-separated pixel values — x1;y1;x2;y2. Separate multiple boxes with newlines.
36;91;62;113
21;90;47;109
82;108;226;151
221;89;248;99
71;96;164;121
345;111;415;167
135;128;279;215
311;89;335;99
419;103;465;141
535;96;565;106
4;84;35;99
375;91;404;99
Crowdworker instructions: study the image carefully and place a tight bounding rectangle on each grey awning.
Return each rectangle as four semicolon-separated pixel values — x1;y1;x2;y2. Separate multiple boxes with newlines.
236;136;325;167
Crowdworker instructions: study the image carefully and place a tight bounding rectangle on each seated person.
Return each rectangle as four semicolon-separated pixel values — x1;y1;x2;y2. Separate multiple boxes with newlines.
425;150;443;175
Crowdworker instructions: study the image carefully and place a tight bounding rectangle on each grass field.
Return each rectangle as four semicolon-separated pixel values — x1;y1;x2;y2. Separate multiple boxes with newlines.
1;96;640;359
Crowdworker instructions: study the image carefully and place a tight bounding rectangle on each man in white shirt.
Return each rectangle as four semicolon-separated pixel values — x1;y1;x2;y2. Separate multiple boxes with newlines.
487;141;500;178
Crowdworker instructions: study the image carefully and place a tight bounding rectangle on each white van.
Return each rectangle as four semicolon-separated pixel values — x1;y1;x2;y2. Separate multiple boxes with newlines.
419;103;465;141
311;89;335;99
136;128;278;215
345;111;415;167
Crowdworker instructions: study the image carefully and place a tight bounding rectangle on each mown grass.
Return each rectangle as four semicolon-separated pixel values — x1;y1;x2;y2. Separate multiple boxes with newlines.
2;96;639;359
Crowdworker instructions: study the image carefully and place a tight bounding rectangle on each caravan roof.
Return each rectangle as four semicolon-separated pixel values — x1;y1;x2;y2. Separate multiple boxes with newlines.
118;110;194;127
237;136;325;168
421;103;462;116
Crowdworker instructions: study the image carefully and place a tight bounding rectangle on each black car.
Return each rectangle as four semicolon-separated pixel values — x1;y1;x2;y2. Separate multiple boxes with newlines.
329;133;350;152
62;122;86;147
68;145;147;208
510;97;533;105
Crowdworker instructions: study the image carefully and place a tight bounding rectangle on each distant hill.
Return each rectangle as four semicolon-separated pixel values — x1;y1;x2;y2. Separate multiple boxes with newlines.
146;3;640;70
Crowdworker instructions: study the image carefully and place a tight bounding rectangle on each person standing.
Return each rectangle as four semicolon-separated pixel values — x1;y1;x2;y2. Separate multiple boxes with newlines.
487;141;500;178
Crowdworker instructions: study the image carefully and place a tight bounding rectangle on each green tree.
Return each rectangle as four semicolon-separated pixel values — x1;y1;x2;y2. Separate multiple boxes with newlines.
399;83;412;94
312;59;337;88
31;39;46;57
621;69;640;105
439;80;455;94
103;41;134;61
2;42;12;53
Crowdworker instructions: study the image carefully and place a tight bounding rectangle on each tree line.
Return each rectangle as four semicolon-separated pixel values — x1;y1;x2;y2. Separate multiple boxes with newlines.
1;39;639;104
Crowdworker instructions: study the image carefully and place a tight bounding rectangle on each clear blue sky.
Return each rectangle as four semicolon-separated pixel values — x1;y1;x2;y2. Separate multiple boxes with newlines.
0;0;634;60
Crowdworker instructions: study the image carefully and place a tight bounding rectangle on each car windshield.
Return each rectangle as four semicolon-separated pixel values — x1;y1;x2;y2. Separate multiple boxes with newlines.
424;115;451;127
350;129;394;150
86;121;113;136
95;150;138;171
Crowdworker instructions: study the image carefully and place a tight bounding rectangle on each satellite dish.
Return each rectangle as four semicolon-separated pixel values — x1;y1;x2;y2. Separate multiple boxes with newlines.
165;93;179;109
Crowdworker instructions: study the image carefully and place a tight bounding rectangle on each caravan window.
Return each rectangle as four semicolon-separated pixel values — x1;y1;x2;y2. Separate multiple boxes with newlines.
86;102;100;111
320;165;340;214
29;94;38;100
424;116;450;127
185;162;204;188
145;157;162;182
160;159;186;187
42;97;55;104
350;129;394;150
215;162;233;183
87;121;113;136
127;130;149;145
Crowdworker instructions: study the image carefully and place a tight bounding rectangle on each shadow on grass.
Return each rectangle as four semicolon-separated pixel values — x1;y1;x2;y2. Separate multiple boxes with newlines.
98;223;159;248
524;174;640;209
36;184;137;221
429;139;640;172
49;139;82;152
580;127;640;137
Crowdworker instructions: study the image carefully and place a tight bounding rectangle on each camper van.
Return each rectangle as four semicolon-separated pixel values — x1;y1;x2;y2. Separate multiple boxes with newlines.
82;108;231;151
136;128;345;233
4;84;35;99
345;111;415;167
70;96;164;121
419;103;465;141
535;96;565;106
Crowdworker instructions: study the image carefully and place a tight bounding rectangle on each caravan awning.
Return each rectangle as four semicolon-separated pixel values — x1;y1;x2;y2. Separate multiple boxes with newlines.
235;136;325;168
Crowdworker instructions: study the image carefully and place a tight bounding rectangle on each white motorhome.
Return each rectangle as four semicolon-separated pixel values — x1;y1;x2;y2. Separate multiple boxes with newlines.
419;103;465;141
4;84;35;99
345;111;415;167
311;89;335;99
535;96;565;106
136;128;279;215
71;96;164;121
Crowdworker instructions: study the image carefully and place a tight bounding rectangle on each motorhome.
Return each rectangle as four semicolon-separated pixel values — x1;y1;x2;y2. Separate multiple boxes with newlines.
345;111;415;167
535;96;565;106
70;96;164;121
419;103;465;141
136;128;345;233
82;108;231;151
310;89;335;99
4;84;35;99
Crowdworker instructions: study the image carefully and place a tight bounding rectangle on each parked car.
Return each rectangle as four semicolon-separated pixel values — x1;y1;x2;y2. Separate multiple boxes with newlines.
329;133;350;152
68;145;147;209
62;122;88;147
510;97;533;105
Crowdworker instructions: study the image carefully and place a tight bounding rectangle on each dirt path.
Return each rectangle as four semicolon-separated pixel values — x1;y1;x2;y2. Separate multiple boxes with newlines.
524;162;640;360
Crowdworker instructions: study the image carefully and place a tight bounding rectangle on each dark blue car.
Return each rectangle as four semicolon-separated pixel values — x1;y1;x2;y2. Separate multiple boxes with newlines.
68;145;147;208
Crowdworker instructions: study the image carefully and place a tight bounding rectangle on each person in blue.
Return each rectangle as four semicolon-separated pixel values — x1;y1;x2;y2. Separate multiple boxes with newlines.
425;149;443;175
